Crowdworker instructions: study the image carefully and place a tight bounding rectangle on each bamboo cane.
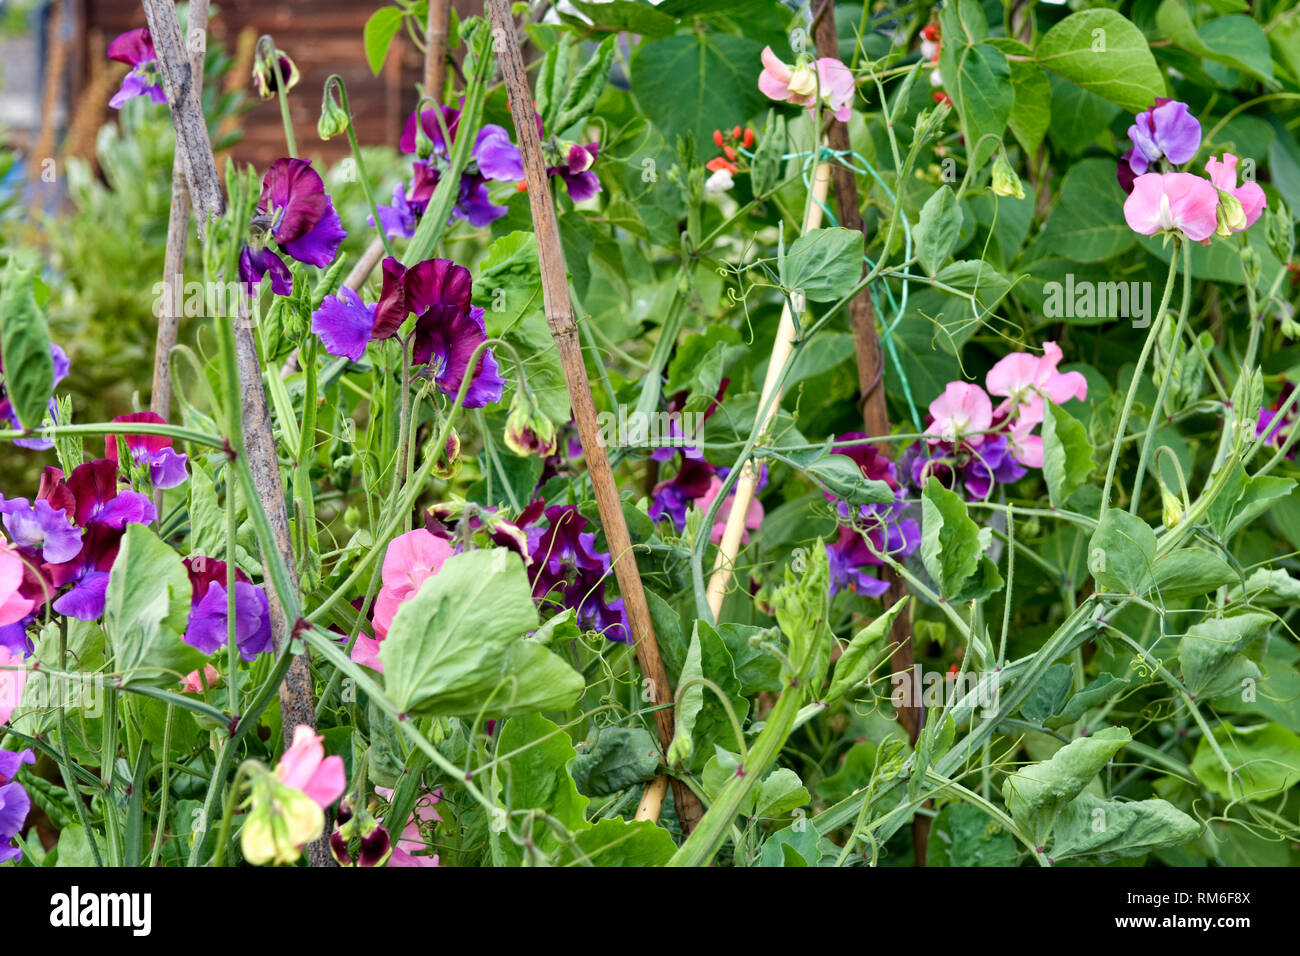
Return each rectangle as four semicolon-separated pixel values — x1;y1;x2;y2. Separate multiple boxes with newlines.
484;0;703;833
705;163;831;619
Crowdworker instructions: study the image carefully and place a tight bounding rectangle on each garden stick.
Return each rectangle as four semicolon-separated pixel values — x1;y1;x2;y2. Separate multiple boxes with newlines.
705;162;831;619
141;0;326;864
151;0;208;422
813;0;926;862
485;0;702;833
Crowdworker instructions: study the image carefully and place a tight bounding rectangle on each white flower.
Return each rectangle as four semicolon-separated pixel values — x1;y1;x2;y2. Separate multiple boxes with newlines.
705;168;734;193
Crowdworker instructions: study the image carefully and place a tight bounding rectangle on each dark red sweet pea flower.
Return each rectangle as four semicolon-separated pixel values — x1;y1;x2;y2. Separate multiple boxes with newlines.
239;158;346;296
45;523;122;621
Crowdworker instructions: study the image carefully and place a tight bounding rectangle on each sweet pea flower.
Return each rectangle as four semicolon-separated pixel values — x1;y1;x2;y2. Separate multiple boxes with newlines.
105;412;189;489
524;504;629;642
0;748;34;863
758;46;854;122
376;785;442;867
985;340;1089;464
107;28;165;109
1205;152;1266;234
925;382;993;446
353;530;454;670
182;557;274;662
699;472;764;546
0;645;27;725
1123;172;1220;243
0;496;80;564
239;158;346;296
277;725;346;809
179;664;221;694
1125;99;1201;176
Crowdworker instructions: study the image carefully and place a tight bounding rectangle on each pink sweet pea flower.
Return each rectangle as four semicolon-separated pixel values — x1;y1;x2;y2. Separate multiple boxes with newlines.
699;475;764;545
0;540;35;629
1204;153;1265;233
276;725;346;809
758;47;854;122
354;529;454;672
986;341;1088;429
1123;172;1220;242
178;664;221;694
375;785;442;867
925;382;993;446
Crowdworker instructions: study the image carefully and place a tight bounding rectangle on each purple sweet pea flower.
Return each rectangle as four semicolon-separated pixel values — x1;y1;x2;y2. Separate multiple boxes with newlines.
311;287;378;362
650;457;715;530
106;412;189;489
0;748;34;864
239;158;346;296
1257;382;1296;460
0;614;36;657
46;524;120;621
826;527;892;598
107;28;166;109
58;459;158;530
0;497;81;564
550;142;602;202
182;557;274;661
524;504;629;643
1125;99;1201;175
374;111;523;235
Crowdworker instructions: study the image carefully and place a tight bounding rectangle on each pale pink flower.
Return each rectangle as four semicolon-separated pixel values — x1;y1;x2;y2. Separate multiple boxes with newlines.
276;724;346;809
179;664;222;694
1205;153;1265;232
758;46;854;122
0;645;26;725
700;475;764;546
0;539;34;629
376;785;442;867
987;341;1088;429
1123;172;1220;242
925;382;993;446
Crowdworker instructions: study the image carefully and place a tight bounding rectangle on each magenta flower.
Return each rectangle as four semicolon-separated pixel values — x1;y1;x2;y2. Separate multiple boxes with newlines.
0;543;33;637
239;158;346;296
353;529;454;671
107;28;165;109
1205;153;1266;233
758;46;854;122
1123;172;1220;243
985;341;1088;468
699;472;764;546
524;503;629;643
375;785;442;867
0;747;34;863
105;412;189;489
549;141;602;202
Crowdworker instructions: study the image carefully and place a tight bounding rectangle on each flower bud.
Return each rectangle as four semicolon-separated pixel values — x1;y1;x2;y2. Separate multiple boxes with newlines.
253;49;300;100
504;391;557;458
1161;485;1184;529
431;429;462;479
240;771;325;866
1215;188;1246;236
991;155;1024;199
318;93;351;141
787;62;818;98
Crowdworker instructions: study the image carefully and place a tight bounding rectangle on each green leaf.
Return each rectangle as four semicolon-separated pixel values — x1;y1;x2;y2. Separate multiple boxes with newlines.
1032;159;1135;263
792;450;895;505
1050;793;1200;862
1087;509;1157;595
567;0;676;40
561;817;677;866
1019;663;1073;725
0;261;55;432
1036;9;1166;111
495;714;589;863
1192;722;1300;802
781;227;865;303
570;726;660;796
1178;613;1271;698
929;803;1020;866
1155;1;1274;84
1149;549;1237;601
914;186;963;278
363;7;404;76
770;545;834;686
666;619;749;772
378;549;583;717
1042;402;1094;508
54;826;104;867
826;598;910;705
1002;726;1131;845
630;32;767;157
1046;673;1134;729
938;2;1011;166
105;524;202;689
990;42;1052;156
552;36;618;134
756;767;810;818
921;478;1003;602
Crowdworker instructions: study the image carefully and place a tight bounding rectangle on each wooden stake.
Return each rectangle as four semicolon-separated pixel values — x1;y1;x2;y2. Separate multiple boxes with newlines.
705;163;831;618
141;0;327;865
484;0;702;833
